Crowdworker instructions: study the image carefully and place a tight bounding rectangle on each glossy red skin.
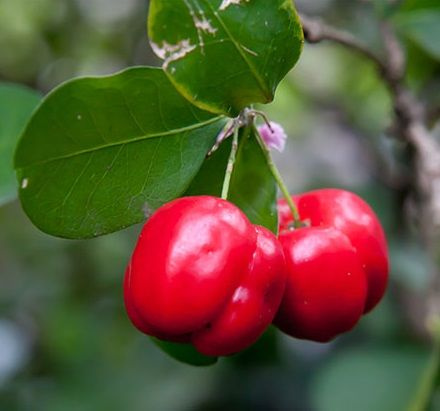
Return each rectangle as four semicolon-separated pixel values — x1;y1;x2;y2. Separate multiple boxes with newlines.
124;196;286;356
124;265;190;343
192;225;286;356
278;189;389;313
274;227;367;342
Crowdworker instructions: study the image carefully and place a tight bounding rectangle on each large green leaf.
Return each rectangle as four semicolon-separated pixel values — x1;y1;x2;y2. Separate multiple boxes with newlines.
186;126;278;232
148;0;303;116
15;67;226;239
394;10;440;60
0;84;41;206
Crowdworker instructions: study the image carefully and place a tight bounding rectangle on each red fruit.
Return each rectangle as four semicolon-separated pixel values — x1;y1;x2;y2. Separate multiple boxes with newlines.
278;189;389;313
274;227;367;342
124;196;286;356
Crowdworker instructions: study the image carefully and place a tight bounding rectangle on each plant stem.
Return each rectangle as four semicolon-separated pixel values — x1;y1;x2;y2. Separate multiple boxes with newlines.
253;125;302;228
408;318;440;411
221;125;239;200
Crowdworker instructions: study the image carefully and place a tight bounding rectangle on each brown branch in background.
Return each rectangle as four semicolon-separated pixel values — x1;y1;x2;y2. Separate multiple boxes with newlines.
300;14;386;72
300;13;440;335
300;15;424;127
427;106;440;127
379;22;405;82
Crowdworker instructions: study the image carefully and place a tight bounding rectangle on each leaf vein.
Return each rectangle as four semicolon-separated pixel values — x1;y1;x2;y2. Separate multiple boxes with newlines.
18;116;223;168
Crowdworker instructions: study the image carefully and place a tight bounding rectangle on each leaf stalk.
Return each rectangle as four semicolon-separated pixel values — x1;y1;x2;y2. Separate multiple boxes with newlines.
253;125;302;228
221;125;239;200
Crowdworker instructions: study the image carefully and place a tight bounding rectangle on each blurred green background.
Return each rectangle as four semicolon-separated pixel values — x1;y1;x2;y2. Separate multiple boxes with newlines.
1;0;440;410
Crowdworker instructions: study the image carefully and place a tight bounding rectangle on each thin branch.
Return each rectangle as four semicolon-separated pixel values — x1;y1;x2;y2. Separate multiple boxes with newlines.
380;21;405;82
299;14;425;128
300;15;387;78
299;12;440;347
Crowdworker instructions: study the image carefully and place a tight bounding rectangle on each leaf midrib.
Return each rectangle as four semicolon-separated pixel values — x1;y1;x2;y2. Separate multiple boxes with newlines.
16;116;224;169
204;0;272;101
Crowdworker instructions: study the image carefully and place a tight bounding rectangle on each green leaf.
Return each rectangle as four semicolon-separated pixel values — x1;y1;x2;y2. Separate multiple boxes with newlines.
230;326;280;366
394;10;440;60
229;127;278;232
400;0;440;12
15;67;226;239
312;347;430;411
148;0;303;116
152;338;218;366
0;84;41;206
185;130;232;197
186;126;278;232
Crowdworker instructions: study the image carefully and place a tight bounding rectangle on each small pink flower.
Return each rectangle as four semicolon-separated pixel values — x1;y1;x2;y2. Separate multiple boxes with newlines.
258;122;287;152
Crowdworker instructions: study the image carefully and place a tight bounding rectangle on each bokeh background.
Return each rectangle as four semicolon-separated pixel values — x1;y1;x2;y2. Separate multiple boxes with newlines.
1;0;440;410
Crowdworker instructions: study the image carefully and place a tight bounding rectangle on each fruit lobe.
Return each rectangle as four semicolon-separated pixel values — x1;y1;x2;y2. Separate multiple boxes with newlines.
274;227;367;342
192;225;286;355
278;189;389;313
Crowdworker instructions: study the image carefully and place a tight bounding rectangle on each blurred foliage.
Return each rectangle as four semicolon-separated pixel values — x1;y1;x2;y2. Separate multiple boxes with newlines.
0;0;439;410
0;84;41;206
312;347;430;411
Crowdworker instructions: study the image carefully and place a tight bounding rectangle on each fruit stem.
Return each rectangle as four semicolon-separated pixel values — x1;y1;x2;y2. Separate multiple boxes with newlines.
253;125;302;228
221;125;239;200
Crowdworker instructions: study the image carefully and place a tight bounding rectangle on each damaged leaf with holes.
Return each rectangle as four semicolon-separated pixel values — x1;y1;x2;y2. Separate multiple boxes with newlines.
14;67;226;239
148;0;304;116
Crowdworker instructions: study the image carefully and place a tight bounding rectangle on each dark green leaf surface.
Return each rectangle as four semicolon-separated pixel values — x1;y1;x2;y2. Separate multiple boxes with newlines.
153;339;218;366
186;126;278;232
148;0;303;116
0;84;41;206
15;67;226;239
228;127;278;232
184;131;232;197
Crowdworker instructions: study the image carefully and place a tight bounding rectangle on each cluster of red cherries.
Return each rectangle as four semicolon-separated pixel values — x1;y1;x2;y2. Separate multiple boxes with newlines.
124;189;389;357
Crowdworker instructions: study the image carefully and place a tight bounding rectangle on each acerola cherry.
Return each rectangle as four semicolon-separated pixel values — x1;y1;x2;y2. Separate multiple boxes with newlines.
124;196;286;356
278;189;389;313
274;227;367;342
